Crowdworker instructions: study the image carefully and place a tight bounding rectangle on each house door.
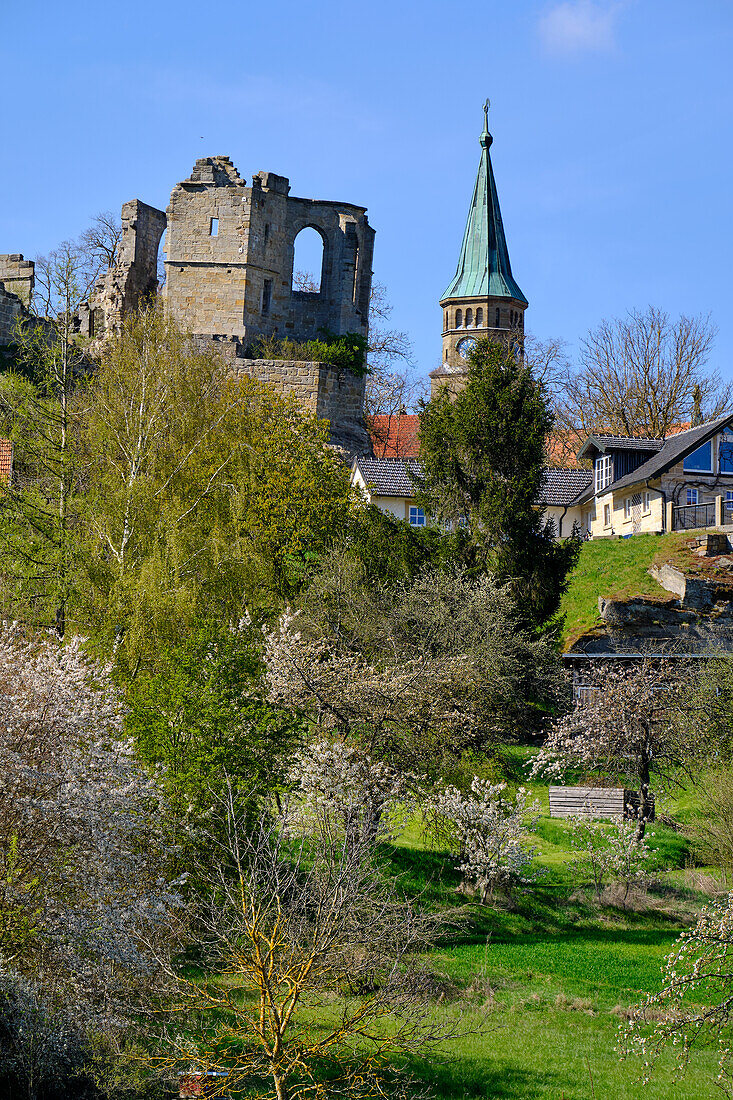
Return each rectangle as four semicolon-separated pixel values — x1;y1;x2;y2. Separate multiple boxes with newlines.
631;492;642;534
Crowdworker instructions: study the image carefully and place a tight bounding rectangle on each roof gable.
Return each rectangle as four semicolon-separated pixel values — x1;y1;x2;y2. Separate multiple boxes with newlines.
609;413;733;492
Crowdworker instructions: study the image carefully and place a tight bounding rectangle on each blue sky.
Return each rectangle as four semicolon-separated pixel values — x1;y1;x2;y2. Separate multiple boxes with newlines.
2;0;732;385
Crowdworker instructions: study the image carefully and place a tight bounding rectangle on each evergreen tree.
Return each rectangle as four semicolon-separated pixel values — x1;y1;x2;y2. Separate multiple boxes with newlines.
417;337;579;626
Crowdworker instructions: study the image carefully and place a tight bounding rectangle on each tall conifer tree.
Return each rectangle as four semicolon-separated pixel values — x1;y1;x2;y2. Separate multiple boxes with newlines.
418;337;579;627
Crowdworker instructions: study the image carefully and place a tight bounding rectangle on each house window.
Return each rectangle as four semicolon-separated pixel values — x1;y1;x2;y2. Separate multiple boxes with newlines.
261;279;272;315
643;491;651;514
687;488;699;506
603;504;611;527
624;497;632;520
408;506;426;527
726;490;733;518
683;441;712;472
595;454;612;493
210;217;219;236
720;428;733;473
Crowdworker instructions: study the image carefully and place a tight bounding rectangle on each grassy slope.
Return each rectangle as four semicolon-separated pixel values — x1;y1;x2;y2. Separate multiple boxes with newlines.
380;756;722;1100
559;533;690;650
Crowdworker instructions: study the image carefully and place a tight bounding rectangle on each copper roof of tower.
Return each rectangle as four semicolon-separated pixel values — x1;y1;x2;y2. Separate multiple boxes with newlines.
441;104;528;305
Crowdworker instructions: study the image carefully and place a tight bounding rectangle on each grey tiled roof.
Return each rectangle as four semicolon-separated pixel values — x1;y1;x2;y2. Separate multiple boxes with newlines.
611;413;733;492
541;468;593;506
353;457;423;496
578;433;663;459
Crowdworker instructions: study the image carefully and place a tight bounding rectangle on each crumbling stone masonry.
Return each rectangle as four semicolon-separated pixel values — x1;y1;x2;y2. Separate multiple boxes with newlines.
0;255;34;308
4;156;375;456
77;201;166;340
162;157;374;347
197;336;369;455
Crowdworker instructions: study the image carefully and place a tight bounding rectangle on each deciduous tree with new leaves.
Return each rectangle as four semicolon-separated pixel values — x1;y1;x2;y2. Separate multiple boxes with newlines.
151;787;456;1100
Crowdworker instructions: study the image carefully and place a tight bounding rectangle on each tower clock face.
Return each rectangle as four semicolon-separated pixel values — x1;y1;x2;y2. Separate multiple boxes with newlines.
457;337;477;360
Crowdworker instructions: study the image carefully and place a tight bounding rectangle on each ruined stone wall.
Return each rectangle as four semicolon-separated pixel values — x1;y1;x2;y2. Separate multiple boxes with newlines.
163;157;374;348
0;281;26;345
0;255;34;308
193;334;369;455
80;200;166;339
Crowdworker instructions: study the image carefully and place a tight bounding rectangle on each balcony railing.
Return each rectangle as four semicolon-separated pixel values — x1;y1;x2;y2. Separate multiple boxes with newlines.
672;502;715;530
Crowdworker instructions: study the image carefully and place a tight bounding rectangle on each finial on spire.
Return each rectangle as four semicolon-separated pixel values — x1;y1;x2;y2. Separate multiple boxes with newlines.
480;98;493;148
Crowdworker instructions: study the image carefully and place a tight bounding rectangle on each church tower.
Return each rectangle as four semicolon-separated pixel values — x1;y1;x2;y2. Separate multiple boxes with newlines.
431;103;528;395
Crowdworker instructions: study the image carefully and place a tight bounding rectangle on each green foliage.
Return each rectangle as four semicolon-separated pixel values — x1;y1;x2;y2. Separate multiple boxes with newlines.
126;620;300;829
417;338;580;627
70;306;354;671
342;502;467;584
250;329;369;375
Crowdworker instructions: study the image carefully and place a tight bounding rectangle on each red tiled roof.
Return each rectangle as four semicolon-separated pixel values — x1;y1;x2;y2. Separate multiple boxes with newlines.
0;440;11;485
368;413;420;458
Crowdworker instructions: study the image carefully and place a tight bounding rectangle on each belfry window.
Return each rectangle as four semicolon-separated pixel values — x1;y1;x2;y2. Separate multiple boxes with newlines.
476;307;483;326
495;308;500;327
456;309;462;327
465;308;473;327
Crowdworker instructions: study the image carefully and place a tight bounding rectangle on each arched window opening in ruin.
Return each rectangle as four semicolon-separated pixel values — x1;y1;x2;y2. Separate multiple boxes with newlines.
465;308;473;327
292;227;325;293
456;308;462;328
476;307;483;327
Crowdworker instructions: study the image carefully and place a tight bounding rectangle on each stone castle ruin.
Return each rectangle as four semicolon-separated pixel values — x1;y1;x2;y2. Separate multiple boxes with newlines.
0;156;375;455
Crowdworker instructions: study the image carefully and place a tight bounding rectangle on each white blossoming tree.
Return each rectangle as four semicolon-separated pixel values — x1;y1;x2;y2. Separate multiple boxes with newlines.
0;624;180;1034
286;737;410;852
622;892;733;1094
435;779;541;902
531;659;689;837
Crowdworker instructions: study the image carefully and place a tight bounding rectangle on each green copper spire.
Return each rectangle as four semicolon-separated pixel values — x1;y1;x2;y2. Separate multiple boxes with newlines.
441;104;527;304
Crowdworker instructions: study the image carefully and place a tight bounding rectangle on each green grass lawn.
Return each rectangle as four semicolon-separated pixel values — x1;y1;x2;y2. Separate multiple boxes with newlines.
559;532;689;649
375;762;726;1100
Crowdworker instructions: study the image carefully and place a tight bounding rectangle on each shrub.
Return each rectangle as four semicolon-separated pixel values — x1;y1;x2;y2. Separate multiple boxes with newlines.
250;330;369;374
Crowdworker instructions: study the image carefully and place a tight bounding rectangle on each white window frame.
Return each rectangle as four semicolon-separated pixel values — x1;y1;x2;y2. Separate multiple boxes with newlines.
603;503;611;527
687;488;699;506
408;505;426;527
595;454;612;493
624;496;632;520
643;491;651;514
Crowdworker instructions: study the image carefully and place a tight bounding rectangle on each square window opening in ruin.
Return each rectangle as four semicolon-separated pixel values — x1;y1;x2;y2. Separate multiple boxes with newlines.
262;279;272;316
210;217;219;237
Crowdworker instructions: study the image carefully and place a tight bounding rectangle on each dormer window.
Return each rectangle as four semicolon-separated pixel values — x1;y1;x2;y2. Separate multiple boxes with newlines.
595;454;612;493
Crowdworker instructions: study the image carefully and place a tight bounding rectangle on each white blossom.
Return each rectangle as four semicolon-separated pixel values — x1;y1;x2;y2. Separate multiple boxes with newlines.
435;779;541;902
0;623;180;1032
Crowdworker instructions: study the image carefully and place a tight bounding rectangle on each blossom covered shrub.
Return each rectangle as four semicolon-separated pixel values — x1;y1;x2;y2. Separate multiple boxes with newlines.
530;659;688;836
435;779;541;902
0;624;180;1030
286;736;410;850
569;812;654;903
